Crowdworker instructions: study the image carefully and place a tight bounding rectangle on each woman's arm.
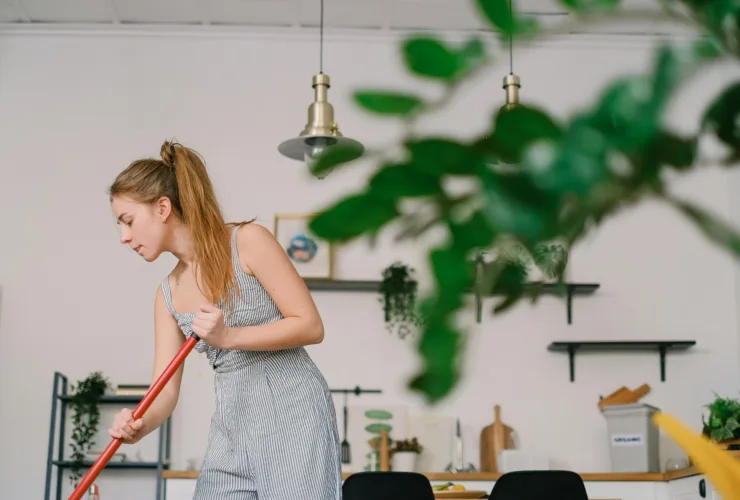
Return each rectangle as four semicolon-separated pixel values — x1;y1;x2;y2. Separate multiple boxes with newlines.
137;284;186;437
225;223;324;351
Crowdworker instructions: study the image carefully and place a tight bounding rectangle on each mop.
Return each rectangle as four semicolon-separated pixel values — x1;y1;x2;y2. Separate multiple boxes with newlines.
68;333;201;500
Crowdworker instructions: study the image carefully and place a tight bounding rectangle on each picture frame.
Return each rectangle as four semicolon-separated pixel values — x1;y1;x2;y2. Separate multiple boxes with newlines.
273;213;335;280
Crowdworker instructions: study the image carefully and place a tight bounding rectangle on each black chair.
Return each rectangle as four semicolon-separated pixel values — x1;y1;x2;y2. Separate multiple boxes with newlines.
488;470;589;500
342;471;435;500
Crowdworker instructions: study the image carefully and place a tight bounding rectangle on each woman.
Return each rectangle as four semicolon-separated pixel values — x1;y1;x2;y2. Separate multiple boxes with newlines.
107;140;343;500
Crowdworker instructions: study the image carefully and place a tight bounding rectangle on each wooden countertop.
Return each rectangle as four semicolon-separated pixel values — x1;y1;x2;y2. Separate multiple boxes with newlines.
162;467;702;482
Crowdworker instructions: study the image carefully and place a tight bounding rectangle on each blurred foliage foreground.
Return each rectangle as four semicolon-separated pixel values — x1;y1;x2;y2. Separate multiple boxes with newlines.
306;1;740;486
309;0;738;397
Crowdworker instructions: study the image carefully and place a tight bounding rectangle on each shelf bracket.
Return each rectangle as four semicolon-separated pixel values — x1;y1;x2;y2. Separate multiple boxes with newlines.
659;344;667;382
568;344;576;382
566;285;574;325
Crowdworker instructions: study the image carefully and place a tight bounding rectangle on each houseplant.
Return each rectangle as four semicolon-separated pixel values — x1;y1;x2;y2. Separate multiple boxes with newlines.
379;262;424;338
391;437;424;472
702;394;740;447
308;0;740;404
68;371;112;486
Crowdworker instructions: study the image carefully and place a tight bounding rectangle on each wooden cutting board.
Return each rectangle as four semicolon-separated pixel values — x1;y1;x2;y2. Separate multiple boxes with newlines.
433;491;487;498
479;404;514;472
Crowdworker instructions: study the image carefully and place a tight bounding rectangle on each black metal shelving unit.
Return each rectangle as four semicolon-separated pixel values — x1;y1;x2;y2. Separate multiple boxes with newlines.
547;340;697;382
303;279;600;325
44;371;171;500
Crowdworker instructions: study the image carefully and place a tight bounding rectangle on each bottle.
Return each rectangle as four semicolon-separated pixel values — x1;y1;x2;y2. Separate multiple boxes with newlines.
88;484;100;500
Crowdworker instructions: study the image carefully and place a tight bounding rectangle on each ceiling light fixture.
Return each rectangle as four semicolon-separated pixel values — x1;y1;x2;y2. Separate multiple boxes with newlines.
277;0;364;179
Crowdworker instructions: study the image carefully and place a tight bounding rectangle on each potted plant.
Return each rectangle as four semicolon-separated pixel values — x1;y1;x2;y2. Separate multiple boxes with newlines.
379;262;423;339
391;437;423;472
68;371;112;486
702;394;740;448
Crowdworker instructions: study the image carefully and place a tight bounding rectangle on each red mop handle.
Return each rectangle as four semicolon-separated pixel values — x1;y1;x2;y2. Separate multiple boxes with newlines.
68;333;200;500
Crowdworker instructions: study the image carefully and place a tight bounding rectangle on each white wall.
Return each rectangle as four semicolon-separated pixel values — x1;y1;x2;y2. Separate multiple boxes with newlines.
0;24;739;500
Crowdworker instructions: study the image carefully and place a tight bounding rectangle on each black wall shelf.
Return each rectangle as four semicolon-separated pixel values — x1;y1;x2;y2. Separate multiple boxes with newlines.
474;282;600;325
547;340;697;382
45;371;171;500
303;279;600;325
304;279;380;292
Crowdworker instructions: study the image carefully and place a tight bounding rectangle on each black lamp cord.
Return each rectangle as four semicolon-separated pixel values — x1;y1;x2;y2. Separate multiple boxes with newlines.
319;0;324;74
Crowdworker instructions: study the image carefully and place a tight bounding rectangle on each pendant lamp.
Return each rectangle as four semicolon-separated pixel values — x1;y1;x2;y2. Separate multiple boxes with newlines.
278;0;364;179
487;0;521;169
500;0;521;112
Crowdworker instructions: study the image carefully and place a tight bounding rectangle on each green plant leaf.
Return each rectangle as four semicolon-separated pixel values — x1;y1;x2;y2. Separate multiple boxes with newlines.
651;40;723;110
559;0;620;13
310;193;399;242
449;210;497;252
532;243;568;280
407;138;479;176
590;76;659;150
310;143;364;177
672;198;740;256
491;105;563;163
409;318;462;402
653;132;697;170
479;168;558;243
683;0;740;45
631;131;698;185
369;163;442;199
353;90;425;116
402;35;462;81
702;81;740;162
458;36;487;76
430;246;471;297
474;0;539;35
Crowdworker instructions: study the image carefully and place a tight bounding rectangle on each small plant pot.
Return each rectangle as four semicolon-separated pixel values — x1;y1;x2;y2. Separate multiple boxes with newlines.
392;451;418;472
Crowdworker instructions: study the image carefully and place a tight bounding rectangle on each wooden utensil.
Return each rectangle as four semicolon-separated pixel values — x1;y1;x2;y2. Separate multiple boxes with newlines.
479;404;514;472
598;383;651;411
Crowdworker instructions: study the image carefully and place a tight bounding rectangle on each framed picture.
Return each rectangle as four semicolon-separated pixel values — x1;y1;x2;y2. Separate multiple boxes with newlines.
273;213;334;279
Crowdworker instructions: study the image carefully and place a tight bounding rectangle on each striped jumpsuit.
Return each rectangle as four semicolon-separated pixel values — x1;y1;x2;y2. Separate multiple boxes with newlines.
160;226;343;500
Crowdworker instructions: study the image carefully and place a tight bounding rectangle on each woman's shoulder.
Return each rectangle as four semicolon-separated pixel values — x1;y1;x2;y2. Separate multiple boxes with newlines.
231;220;274;246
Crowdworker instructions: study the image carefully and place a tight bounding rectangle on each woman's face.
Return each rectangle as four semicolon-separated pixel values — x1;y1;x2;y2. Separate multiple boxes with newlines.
111;194;171;262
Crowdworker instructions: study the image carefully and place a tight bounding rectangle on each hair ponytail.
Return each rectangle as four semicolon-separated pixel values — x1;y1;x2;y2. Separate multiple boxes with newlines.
162;141;239;308
109;140;245;310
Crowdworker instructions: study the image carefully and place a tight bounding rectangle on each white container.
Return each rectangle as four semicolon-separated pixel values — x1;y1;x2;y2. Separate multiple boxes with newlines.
391;451;419;472
603;403;660;473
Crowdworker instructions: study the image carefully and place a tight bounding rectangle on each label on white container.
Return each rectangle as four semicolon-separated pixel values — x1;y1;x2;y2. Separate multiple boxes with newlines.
611;434;644;446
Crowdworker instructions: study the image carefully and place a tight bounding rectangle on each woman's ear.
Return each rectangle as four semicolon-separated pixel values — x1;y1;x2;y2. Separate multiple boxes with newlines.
156;196;173;222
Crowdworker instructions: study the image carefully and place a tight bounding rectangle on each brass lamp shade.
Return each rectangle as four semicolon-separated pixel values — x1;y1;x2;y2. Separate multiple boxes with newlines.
500;73;521;111
278;72;364;178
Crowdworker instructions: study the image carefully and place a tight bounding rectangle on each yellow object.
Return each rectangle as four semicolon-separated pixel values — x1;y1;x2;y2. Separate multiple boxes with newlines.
653;412;740;499
431;482;466;491
432;482;453;491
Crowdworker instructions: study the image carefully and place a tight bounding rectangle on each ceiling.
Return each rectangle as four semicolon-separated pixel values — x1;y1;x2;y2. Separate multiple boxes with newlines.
0;0;676;35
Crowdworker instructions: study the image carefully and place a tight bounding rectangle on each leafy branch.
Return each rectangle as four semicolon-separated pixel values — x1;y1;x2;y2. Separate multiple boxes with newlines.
308;0;740;403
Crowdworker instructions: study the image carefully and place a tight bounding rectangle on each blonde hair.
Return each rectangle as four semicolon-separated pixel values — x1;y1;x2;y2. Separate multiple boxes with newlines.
108;140;248;308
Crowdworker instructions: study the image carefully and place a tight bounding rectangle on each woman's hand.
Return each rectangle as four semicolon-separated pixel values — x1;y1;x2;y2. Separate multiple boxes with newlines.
108;408;144;444
192;303;230;349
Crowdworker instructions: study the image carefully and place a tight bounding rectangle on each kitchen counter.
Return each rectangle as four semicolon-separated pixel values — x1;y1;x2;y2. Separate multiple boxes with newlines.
162;467;702;482
163;468;719;500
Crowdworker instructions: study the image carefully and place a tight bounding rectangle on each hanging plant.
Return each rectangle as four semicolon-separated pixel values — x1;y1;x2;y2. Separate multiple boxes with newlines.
491;238;569;283
68;371;111;486
379;262;423;339
532;242;569;281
